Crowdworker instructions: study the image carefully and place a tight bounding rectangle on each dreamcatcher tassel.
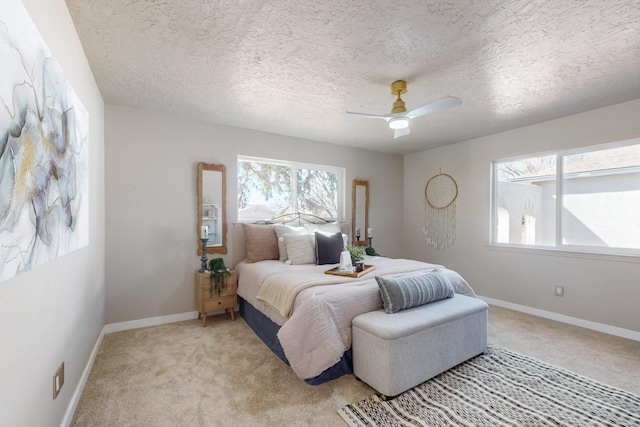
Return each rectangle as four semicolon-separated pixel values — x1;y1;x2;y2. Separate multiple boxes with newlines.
422;173;458;250
422;201;456;249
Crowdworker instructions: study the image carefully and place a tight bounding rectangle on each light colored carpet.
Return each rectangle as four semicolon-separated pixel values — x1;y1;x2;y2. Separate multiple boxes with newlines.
338;345;640;426
488;306;640;396
71;306;640;426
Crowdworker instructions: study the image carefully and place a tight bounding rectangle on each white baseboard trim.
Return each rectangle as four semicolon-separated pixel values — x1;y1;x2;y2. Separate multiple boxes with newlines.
479;295;640;342
60;328;105;427
103;311;200;333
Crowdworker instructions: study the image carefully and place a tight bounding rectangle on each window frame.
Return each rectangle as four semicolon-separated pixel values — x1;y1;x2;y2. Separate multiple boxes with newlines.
490;138;640;258
237;155;346;222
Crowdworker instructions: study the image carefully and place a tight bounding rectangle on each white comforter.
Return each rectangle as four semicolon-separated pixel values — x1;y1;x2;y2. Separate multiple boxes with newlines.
236;256;476;380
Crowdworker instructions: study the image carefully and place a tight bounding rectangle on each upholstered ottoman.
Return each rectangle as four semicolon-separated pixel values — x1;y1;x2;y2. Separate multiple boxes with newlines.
352;294;488;397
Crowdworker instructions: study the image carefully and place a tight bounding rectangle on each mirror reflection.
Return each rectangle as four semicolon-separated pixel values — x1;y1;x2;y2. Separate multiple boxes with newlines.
198;162;227;254
352;179;369;246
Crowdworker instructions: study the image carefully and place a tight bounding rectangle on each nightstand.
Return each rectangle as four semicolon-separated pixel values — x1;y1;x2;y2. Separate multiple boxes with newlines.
195;270;237;326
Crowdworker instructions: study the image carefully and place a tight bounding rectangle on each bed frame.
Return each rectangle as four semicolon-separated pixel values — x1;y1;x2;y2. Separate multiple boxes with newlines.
255;211;335;227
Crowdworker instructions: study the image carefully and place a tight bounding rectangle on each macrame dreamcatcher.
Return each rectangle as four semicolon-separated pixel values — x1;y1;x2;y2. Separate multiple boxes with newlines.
422;173;458;249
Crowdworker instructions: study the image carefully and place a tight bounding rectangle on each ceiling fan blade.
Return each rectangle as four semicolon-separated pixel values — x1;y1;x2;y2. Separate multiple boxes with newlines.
406;96;462;119
345;111;392;121
394;127;411;139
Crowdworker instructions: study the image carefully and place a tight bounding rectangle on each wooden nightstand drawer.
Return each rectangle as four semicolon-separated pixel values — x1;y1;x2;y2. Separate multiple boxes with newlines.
201;295;237;312
201;280;236;298
195;270;237;326
197;270;237;286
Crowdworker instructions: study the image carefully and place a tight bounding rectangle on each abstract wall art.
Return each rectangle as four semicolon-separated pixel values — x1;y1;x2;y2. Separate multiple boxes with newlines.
0;0;89;282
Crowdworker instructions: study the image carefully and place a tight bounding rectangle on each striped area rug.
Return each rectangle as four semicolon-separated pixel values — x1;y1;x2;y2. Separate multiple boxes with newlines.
338;345;640;427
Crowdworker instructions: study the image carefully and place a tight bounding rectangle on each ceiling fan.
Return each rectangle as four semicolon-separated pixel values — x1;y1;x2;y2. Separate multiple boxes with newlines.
346;80;462;139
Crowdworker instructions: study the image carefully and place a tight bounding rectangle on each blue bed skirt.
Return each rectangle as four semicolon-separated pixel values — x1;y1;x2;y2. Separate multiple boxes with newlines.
238;297;353;385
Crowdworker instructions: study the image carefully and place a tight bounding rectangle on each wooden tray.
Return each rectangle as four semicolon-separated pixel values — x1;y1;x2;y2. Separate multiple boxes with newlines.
324;265;375;278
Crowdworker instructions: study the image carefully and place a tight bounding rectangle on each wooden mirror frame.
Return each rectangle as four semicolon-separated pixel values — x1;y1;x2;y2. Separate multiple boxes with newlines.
351;179;369;246
197;162;227;254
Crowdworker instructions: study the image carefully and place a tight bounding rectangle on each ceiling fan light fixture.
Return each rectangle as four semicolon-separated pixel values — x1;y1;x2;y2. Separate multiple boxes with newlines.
345;80;461;140
389;117;410;130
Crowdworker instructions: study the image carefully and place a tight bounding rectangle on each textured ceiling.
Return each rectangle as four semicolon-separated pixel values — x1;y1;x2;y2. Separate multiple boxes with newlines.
65;0;640;154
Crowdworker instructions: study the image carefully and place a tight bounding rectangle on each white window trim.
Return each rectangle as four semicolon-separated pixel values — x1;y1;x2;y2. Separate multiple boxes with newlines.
486;243;640;264
237;155;346;222
490;137;640;258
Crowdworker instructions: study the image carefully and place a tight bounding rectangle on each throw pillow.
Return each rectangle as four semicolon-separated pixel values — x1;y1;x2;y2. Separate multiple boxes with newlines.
285;234;316;265
339;222;351;237
375;269;454;314
315;232;344;265
242;223;279;263
274;224;307;262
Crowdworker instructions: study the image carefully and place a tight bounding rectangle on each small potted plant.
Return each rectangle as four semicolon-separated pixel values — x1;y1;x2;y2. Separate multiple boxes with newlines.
345;245;366;265
365;246;378;256
208;258;230;297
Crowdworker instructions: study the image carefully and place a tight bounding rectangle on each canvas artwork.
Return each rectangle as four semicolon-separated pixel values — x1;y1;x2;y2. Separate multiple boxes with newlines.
0;0;89;282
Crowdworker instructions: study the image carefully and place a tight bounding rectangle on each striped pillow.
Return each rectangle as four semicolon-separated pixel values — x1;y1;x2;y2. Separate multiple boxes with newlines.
375;269;454;314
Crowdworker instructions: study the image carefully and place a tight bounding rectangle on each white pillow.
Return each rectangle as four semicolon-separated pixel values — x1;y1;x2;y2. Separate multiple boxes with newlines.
285;234;316;265
340;222;351;237
274;225;307;262
304;222;341;235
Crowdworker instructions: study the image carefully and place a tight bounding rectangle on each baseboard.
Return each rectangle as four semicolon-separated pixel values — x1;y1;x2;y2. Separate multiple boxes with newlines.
103;311;200;333
60;328;105;427
479;296;640;342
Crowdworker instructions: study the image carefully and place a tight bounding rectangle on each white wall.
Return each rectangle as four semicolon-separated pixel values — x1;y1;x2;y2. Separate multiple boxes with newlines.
0;1;105;426
404;99;640;333
105;105;403;324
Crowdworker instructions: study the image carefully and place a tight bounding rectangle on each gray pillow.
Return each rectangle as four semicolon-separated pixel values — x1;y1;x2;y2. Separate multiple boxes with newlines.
315;232;343;265
375;269;454;314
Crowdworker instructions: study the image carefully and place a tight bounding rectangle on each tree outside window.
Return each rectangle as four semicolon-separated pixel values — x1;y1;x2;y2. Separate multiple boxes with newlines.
238;156;343;221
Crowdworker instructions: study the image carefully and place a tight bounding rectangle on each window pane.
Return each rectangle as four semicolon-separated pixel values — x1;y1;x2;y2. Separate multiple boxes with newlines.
237;160;291;220
296;168;339;219
494;155;556;246
237;156;344;222
561;144;640;250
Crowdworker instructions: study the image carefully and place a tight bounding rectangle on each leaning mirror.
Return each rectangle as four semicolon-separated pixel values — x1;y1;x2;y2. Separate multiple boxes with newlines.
352;179;369;246
197;162;227;254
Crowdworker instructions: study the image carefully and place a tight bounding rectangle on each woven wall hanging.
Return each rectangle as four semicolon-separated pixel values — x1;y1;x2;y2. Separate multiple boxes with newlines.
422;173;458;249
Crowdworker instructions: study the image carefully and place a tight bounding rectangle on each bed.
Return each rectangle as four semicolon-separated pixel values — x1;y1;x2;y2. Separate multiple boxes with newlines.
235;218;476;385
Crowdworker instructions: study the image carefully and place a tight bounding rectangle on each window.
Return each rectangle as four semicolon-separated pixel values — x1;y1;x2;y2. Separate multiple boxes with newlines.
237;156;344;221
491;139;640;256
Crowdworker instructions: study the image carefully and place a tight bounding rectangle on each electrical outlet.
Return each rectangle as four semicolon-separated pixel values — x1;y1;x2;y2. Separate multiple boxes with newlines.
555;286;564;297
52;362;64;400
